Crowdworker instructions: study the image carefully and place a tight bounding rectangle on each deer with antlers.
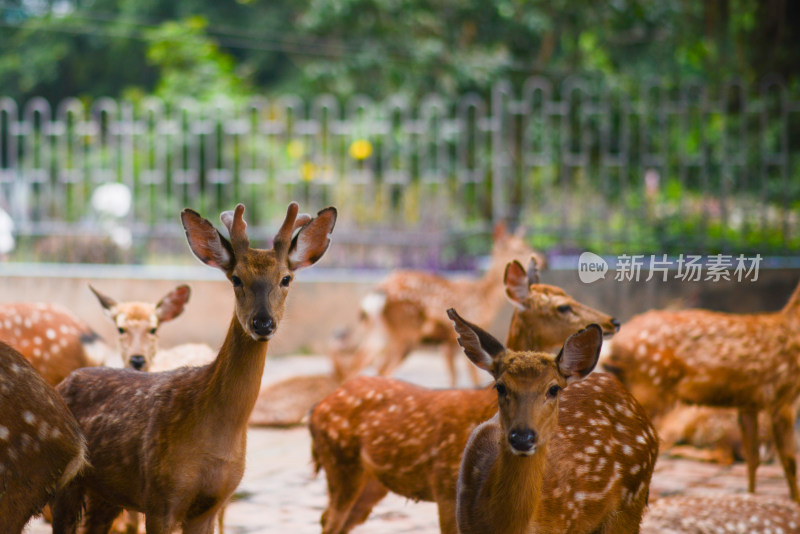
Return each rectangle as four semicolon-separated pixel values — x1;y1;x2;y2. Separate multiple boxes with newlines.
0;341;88;533
450;310;658;534
602;280;800;503
0;302;111;385
51;202;336;533
309;258;643;534
351;223;541;385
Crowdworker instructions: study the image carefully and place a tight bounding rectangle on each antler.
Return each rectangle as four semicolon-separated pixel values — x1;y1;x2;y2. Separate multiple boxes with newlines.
526;255;540;285
273;202;300;258
220;204;250;255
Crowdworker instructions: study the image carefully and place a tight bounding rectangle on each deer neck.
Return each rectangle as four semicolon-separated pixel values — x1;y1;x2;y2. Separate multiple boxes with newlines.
475;258;510;313
782;280;800;323
201;315;268;430
505;312;557;353
484;440;548;534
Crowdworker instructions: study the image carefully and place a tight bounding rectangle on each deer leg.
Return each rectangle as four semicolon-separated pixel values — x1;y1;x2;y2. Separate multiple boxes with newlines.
321;465;369;534
376;340;412;377
341;476;389;532
182;512;219;534
436;498;458;534
51;480;83;534
443;342;459;387
217;505;225;533
737;408;760;494
770;403;800;502
83;497;124;534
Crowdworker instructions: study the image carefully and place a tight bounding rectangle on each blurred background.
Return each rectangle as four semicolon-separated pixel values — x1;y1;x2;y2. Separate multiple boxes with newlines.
0;0;798;270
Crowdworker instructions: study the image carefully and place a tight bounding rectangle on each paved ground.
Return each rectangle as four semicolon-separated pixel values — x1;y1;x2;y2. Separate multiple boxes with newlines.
25;351;797;533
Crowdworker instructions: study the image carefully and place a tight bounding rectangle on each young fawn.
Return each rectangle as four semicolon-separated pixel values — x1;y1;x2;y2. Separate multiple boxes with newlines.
640;494;800;533
0;302;109;384
309;258;627;534
450;310;658;534
0;342;88;533
602;280;800;502
52;202;336;533
89;284;192;371
352;223;540;385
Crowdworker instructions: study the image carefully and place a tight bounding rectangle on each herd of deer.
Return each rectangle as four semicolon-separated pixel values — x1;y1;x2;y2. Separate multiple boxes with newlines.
1;201;799;533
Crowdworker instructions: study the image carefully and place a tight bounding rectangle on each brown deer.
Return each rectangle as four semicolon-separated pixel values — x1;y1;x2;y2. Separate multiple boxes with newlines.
640;494;800;533
0;341;88;533
51;201;336;533
450;310;658;534
602;280;800;502
309;258;625;534
0;302;111;385
352;223;541;385
89;284;193;371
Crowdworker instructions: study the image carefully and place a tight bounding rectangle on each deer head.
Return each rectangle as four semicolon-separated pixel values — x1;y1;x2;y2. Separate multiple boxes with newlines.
504;257;619;352
181;202;336;342
90;284;192;371
448;308;601;456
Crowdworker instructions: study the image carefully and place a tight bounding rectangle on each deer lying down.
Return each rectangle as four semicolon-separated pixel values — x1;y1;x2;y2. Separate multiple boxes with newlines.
0;342;87;533
309;259;630;534
451;310;658;534
602;280;800;502
52;202;336;533
640;494;800;534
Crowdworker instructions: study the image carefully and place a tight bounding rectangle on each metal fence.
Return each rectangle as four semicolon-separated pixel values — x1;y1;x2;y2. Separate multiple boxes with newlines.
1;76;799;268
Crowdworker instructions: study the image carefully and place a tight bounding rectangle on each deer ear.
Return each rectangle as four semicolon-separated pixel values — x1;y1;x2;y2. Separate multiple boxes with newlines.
504;260;529;309
287;207;337;271
447;308;505;375
155;285;191;323
557;324;602;383
89;285;117;314
181;209;234;271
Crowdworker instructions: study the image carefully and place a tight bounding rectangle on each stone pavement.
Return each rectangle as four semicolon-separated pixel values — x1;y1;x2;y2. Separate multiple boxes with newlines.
24;351;797;533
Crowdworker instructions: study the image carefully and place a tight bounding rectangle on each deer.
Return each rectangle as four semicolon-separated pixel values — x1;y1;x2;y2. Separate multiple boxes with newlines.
640;494;800;533
450;310;659;534
51;201;337;533
89;284;194;371
601;279;800;503
309;257;632;534
0;302;112;385
0;341;88;533
351;223;542;386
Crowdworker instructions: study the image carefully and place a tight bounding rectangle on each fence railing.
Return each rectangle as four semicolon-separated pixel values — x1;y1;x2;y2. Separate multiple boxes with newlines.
1;76;799;268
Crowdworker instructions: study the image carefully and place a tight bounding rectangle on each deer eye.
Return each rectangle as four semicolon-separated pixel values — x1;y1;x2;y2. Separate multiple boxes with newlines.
547;384;562;398
495;383;507;398
231;275;242;287
280;275;292;287
556;305;572;314
117;327;126;334
149;328;157;335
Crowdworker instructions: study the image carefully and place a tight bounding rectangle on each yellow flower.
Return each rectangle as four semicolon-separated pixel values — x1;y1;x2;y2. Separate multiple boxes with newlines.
301;162;316;182
287;140;305;160
349;139;373;160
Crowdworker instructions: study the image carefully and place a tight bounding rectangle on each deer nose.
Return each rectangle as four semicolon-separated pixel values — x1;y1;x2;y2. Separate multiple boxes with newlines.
610;318;621;331
508;428;537;453
252;314;275;337
129;355;147;371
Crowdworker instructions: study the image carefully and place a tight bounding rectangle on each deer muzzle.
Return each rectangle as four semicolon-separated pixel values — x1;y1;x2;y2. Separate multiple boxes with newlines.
508;427;538;455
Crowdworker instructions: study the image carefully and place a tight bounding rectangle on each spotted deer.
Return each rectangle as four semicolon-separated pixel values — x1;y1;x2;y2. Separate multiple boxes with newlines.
51;202;336;533
602;280;800;502
640;494;800;534
0;302;111;385
0;341;88;533
309;258;626;534
89;284;193;371
450;310;658;534
352;223;541;385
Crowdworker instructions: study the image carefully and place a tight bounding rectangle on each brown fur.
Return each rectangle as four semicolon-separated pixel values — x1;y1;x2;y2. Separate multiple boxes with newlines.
641;494;800;533
352;224;541;385
51;202;336;533
603;280;800;502
309;262;624;534
0;302;101;385
0;342;87;533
